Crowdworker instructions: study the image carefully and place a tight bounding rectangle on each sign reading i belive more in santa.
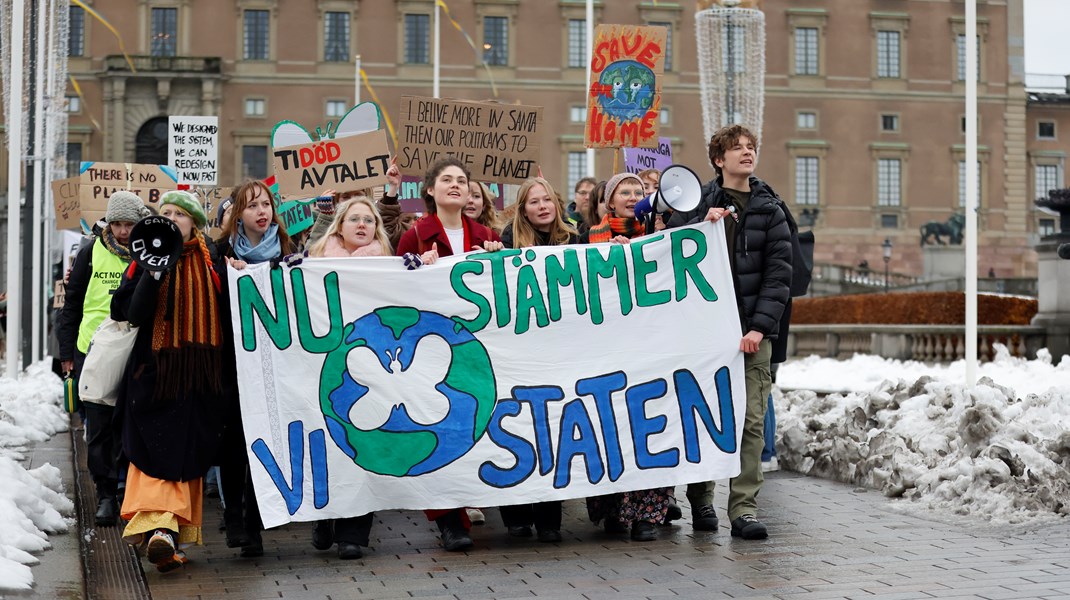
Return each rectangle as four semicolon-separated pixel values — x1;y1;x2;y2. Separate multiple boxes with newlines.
585;25;667;149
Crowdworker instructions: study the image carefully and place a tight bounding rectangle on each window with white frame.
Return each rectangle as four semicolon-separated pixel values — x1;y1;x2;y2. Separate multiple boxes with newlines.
326;100;348;118
567;19;586;68
1039;218;1056;237
66;143;82;178
69;6;85;57
660;108;671;125
1035;164;1061;199
569;106;586;123
881;114;899;132
649;22;672;72
245;98;265;117
1038;121;1056;139
66;96;80;113
797;111;816;129
794;27;818;75
151;7;177;57
877;158;901;206
876;30;900;78
956;34;980;81
404;13;430;64
483;16;508;66
958;160;981;207
324;12;350;62
567;151;587;200
243;10;270;60
795;157;819;205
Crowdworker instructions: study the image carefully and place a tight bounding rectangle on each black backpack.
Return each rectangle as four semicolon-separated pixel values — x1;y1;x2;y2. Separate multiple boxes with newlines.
778;201;815;297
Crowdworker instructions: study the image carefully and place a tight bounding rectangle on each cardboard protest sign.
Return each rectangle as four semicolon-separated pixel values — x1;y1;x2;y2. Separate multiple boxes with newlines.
396;175;506;214
585;25;667;149
51;177;81;230
78;162;179;227
228;222;746;527
168;116;219;185
272;129;391;200
397;96;543;185
277;199;316;235
623;137;673;175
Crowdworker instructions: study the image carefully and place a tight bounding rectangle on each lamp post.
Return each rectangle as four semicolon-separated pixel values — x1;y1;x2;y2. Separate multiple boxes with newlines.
882;238;893;293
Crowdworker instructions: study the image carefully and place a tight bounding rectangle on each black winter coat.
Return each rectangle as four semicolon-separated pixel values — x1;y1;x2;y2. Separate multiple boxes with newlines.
667;176;792;339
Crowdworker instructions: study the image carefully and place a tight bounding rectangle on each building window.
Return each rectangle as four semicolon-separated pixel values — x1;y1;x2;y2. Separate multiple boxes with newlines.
326;100;348;118
877;158;901;206
956;34;980;81
151;7;177;57
69;6;85;57
567;151;587;200
482;16;508;66
570;106;585;123
797;112;817;130
404;13;430;64
245;98;266;117
1035;164;1061;199
881;114;899;132
324;12;350;62
880;214;898;229
1039;218;1056;237
243;10;270;60
66;143;82;178
649;22;672;72
659;108;671;125
876;30;900;78
66;96;80;113
794;27;818;75
242;145;268;180
1038;121;1056;140
567;19;586;68
958;161;981;208
795;157;819;206
722;24;746;73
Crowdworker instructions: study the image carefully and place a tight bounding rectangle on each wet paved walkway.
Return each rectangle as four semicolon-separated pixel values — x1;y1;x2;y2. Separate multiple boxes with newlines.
129;471;1070;600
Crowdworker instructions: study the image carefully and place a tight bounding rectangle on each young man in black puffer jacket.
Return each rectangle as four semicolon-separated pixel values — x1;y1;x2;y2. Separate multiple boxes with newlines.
666;124;793;540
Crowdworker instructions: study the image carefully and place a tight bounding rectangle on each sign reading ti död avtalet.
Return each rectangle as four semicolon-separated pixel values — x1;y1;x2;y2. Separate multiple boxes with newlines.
228;222;746;527
397;96;543;185
585;25;667;149
168;116;219;185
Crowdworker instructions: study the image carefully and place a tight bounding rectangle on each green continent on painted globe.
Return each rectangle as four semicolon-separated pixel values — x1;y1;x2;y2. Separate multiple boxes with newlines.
319;307;497;477
597;60;657;121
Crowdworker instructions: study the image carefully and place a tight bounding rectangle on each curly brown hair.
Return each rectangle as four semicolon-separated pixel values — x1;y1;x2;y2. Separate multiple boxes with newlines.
421;157;471;214
707;124;759;178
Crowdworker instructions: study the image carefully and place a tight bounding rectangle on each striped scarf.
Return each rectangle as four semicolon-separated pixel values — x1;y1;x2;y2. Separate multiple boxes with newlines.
586;214;644;243
151;234;223;401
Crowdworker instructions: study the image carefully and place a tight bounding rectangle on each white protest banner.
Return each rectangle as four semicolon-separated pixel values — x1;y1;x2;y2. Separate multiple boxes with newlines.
168;116;219;185
229;222;745;528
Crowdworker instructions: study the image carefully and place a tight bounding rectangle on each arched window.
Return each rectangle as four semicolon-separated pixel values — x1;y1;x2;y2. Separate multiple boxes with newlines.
135;117;169;165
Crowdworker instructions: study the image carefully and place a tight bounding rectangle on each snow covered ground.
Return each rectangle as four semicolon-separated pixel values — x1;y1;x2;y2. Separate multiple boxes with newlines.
0;362;74;592
776;346;1070;524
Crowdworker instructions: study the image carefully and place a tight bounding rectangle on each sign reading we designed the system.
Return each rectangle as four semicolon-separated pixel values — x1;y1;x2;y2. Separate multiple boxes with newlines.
168;116;219;185
228;221;746;527
272;129;391;200
397;96;543;185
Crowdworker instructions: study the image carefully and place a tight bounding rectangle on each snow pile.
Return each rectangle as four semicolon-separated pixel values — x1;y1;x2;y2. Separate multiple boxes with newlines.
0;362;74;592
776;346;1070;523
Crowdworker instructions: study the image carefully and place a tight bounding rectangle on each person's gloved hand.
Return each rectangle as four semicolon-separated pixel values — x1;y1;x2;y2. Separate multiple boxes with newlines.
271;250;308;269
402;252;424;270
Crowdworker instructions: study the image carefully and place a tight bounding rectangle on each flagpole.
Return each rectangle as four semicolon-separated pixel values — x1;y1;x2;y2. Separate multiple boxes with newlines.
585;0;594;177
433;2;441;98
6;0;26;376
31;0;49;362
965;0;978;387
354;54;361;105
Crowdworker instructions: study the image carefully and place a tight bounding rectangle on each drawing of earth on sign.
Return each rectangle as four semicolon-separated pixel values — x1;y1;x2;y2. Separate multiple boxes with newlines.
319;307;497;477
597;60;657;121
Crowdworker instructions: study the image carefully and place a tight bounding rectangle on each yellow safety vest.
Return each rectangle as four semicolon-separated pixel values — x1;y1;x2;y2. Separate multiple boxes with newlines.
76;239;130;354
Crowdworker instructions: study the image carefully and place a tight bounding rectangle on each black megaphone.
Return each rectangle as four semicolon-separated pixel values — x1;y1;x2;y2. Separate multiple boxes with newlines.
129;215;183;272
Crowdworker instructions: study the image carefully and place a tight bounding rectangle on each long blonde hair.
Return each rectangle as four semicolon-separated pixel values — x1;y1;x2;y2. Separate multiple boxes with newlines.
307;197;393;257
511;177;576;248
470;181;501;232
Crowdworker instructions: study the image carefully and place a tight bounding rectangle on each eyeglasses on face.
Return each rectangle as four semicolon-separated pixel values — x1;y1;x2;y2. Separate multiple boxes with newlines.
615;189;643;198
345;216;377;226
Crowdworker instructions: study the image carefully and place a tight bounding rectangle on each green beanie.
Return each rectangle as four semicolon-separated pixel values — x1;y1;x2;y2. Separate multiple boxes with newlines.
159;190;207;227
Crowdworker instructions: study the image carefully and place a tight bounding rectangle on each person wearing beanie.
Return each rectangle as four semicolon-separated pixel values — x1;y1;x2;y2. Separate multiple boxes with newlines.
110;190;228;573
56;190;150;528
582;172;647;243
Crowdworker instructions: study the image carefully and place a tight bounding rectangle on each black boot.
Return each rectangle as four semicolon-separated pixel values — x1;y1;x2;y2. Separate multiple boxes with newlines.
435;511;473;552
312;521;334;550
94;496;117;527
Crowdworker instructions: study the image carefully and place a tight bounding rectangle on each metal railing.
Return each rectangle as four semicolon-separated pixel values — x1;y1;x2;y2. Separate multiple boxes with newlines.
104;55;222;74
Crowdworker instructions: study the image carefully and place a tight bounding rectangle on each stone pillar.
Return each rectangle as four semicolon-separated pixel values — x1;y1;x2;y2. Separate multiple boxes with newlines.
922;245;965;281
108;79;126;162
1031;240;1070;362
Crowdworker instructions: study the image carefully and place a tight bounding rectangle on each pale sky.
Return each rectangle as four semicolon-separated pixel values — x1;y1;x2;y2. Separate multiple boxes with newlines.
1024;0;1070;87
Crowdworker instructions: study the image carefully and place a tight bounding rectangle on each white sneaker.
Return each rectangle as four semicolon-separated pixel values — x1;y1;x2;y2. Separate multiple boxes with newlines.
761;457;779;472
466;508;486;526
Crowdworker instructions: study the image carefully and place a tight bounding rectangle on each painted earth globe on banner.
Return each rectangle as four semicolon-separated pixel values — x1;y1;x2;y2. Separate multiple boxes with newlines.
597;59;657;121
319;307;497;477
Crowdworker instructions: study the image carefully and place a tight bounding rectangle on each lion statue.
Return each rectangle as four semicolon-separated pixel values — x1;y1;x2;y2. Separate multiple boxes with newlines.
920;213;966;246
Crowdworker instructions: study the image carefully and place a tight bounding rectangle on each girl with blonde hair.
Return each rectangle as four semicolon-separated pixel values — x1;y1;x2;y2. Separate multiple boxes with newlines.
465;180;502;233
308;196;393;257
501;177;578;249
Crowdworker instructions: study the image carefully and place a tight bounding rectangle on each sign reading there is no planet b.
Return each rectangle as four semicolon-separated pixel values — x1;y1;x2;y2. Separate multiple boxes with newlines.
169;116;219;186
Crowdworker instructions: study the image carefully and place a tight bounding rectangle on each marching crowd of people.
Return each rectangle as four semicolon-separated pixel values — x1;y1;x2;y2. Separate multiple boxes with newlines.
56;124;794;573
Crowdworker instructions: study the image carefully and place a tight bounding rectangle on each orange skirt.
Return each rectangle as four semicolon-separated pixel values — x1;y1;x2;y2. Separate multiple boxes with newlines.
120;463;204;547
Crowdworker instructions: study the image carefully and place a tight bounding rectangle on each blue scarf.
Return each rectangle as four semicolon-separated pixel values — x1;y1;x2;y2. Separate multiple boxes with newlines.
233;221;281;264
